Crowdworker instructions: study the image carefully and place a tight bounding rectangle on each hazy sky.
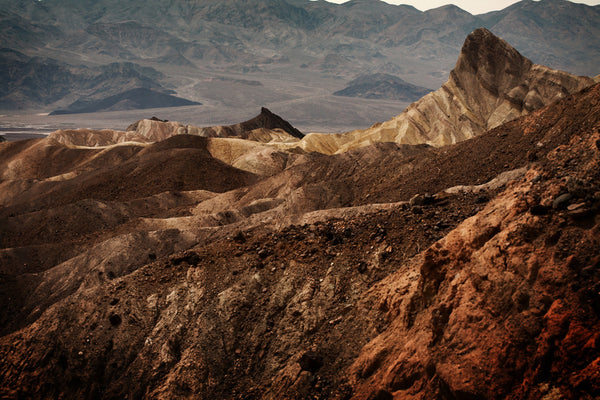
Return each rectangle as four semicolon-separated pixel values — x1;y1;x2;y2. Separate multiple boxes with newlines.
323;0;600;15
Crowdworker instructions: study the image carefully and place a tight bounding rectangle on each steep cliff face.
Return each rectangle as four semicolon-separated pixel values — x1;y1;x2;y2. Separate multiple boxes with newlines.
292;28;593;154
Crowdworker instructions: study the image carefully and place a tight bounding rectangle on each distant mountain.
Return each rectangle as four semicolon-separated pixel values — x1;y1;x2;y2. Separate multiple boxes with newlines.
50;88;201;115
0;0;598;113
0;49;169;110
0;48;85;110
333;73;432;101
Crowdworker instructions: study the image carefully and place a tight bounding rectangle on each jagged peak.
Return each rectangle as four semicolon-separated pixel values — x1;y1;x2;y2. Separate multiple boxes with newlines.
239;107;304;139
450;27;534;96
455;28;531;74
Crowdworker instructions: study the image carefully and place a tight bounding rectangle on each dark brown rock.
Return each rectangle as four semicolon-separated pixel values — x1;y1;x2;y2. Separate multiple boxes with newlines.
298;351;324;373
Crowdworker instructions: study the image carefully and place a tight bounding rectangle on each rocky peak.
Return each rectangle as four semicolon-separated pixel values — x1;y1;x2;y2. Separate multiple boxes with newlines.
296;28;594;153
452;27;532;95
238;107;304;139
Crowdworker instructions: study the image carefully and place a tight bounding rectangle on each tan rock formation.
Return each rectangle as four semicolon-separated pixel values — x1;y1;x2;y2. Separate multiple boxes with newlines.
48;108;303;150
48;119;189;147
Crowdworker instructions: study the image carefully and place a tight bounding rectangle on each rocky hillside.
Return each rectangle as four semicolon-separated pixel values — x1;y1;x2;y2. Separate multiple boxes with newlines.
1;44;600;400
0;49;173;110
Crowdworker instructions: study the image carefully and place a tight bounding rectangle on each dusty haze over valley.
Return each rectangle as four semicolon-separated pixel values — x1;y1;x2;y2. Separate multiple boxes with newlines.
1;1;600;399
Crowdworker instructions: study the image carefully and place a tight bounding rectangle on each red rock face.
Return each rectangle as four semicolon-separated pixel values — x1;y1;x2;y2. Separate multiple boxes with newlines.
349;85;600;400
1;44;599;400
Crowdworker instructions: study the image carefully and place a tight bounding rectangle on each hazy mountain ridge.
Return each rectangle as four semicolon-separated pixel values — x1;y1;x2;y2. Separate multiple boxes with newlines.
1;0;598;114
0;49;176;110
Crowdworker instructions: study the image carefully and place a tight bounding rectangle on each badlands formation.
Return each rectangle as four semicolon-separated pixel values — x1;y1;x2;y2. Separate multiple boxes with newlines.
1;29;600;399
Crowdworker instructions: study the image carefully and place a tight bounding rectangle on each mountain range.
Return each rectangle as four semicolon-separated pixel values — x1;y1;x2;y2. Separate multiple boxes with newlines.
0;0;598;120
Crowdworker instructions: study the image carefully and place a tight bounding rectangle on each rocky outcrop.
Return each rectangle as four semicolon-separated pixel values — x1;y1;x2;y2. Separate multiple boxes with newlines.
195;107;304;139
349;112;600;399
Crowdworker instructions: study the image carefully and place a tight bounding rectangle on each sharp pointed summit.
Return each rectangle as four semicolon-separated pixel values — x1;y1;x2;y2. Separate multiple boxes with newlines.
452;27;532;93
240;107;305;139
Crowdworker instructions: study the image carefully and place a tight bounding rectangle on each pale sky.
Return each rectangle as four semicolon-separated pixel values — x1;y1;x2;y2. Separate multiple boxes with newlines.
323;0;600;15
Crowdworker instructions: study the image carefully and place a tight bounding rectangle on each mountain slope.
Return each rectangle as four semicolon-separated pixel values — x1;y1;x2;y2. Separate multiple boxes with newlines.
481;0;600;76
0;49;169;110
50;88;201;115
